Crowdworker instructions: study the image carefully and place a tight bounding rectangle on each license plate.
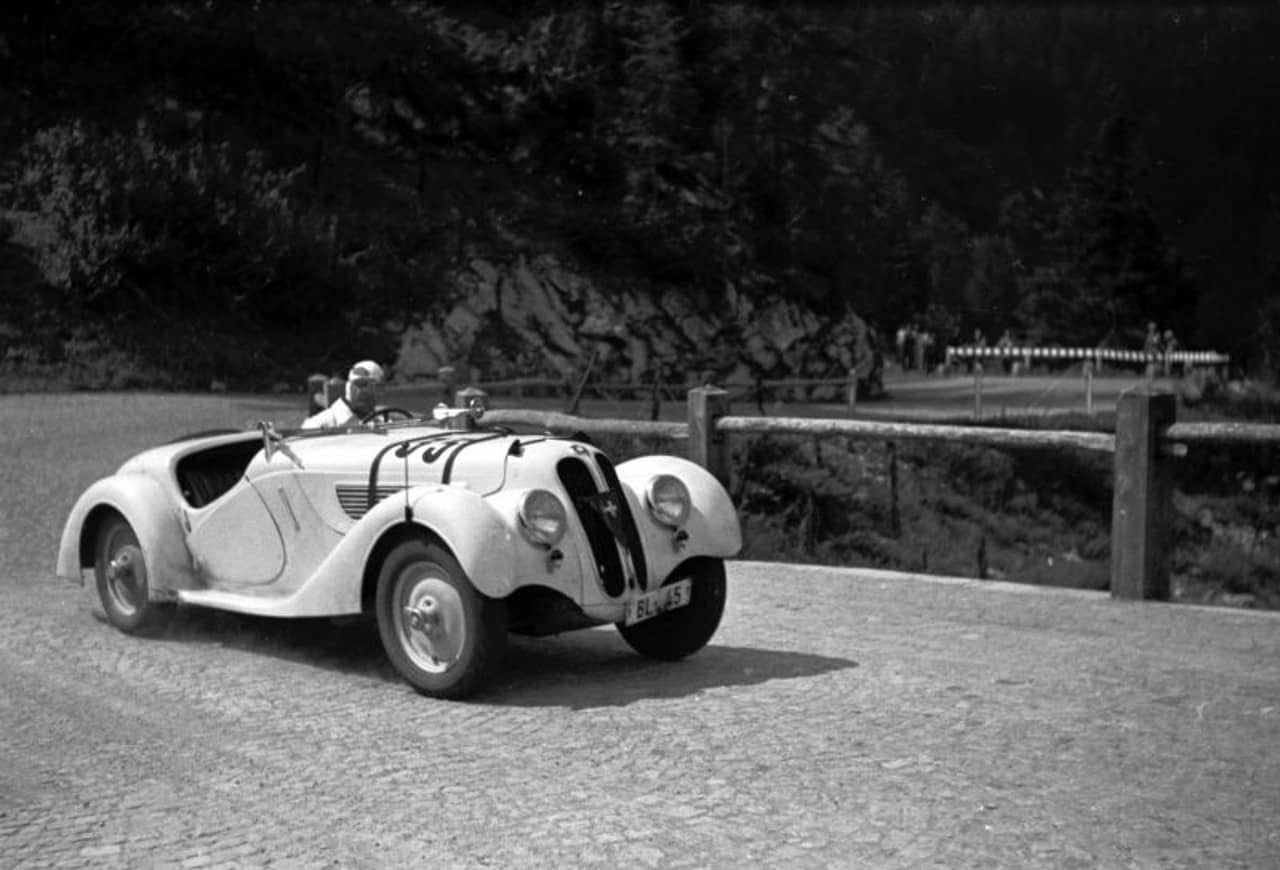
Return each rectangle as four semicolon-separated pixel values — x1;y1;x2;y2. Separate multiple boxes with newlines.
624;579;692;626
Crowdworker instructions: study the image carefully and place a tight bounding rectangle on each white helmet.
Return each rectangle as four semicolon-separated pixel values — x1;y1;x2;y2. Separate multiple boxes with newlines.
347;360;385;383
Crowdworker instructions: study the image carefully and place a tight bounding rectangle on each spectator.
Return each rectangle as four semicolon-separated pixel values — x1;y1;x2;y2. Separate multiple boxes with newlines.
1142;322;1161;378
917;330;934;373
302;360;386;429
1162;329;1180;377
968;328;988;372
996;329;1014;374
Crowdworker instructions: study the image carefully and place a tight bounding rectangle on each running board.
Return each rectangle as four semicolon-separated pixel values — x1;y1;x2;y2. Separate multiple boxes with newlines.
177;588;359;618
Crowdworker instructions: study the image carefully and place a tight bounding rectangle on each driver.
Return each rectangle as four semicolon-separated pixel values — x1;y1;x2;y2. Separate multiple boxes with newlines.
301;360;386;429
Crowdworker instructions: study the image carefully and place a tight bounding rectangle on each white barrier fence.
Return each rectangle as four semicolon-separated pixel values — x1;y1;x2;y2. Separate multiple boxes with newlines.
944;346;1229;419
947;346;1230;367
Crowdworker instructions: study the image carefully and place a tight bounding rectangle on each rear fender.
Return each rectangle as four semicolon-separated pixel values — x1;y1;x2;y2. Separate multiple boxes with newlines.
55;475;197;596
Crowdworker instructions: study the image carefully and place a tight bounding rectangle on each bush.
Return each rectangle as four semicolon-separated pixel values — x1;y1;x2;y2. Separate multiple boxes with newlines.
933;444;1016;510
12;119;377;387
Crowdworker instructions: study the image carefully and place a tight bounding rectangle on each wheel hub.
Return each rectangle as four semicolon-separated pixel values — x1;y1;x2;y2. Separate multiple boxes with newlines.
404;598;441;635
107;551;134;582
397;573;466;674
105;544;145;614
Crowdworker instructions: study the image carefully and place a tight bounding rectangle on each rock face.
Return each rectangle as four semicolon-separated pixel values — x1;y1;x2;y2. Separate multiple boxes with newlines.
396;254;874;388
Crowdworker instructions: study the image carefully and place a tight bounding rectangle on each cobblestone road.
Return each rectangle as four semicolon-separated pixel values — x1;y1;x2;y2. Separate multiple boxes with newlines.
2;393;1278;868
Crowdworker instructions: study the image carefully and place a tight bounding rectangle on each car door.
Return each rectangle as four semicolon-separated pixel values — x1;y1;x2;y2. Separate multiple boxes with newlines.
245;469;346;597
184;480;286;587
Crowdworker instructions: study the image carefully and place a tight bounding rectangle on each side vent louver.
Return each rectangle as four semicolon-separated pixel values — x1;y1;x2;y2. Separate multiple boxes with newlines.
336;485;404;520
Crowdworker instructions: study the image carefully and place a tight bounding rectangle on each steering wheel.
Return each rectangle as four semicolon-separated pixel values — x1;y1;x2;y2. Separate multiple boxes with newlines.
362;407;416;424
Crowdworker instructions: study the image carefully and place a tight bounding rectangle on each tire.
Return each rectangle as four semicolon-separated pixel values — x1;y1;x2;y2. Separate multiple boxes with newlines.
93;515;174;636
618;558;727;661
375;539;507;699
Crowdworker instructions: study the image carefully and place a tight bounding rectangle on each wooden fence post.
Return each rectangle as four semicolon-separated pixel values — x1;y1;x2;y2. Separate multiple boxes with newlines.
688;385;731;487
887;440;901;538
973;362;984;421
1110;392;1176;600
566;348;599;415
1083;360;1095;416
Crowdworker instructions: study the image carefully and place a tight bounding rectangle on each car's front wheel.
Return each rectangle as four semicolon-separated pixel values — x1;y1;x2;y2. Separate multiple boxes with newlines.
375;539;507;699
618;557;727;661
93;515;174;635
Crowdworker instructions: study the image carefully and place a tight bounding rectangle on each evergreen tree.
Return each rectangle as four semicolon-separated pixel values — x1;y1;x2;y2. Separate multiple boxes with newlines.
1018;116;1195;346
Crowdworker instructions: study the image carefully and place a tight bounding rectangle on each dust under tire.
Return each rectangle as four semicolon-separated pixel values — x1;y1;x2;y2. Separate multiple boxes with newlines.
618;557;726;661
375;538;507;700
93;514;175;636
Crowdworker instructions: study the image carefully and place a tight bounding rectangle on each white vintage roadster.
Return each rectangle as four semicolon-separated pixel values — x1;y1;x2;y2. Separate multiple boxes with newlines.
56;405;742;698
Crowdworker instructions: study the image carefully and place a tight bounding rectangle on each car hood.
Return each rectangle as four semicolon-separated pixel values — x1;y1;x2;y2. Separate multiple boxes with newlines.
244;425;548;495
116;424;587;501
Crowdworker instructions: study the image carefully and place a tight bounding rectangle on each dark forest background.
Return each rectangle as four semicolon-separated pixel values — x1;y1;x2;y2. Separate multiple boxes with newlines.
2;2;1279;388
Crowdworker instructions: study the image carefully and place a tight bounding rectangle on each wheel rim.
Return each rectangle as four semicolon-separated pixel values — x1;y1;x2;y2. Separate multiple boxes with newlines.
103;530;146;617
393;562;467;674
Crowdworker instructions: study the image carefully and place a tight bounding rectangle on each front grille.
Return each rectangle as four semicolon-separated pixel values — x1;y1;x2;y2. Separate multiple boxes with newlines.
594;454;647;592
557;456;644;598
336;484;405;520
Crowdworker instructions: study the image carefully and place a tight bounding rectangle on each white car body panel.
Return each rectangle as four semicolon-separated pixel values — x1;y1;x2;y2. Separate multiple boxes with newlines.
185;482;287;585
57;419;743;629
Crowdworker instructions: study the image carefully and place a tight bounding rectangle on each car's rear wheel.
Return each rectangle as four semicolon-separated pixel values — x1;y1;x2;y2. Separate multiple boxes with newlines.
93;515;174;635
617;557;726;661
375;539;507;699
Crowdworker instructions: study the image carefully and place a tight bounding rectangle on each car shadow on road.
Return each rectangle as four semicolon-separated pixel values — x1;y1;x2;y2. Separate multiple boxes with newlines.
130;607;399;680
489;629;859;709
140;608;856;707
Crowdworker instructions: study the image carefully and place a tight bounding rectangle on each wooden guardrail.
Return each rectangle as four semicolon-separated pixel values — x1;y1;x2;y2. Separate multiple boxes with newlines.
392;371;870;413
486;387;1280;603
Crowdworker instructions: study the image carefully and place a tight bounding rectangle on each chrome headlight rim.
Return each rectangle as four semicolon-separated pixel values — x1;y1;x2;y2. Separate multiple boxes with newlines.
645;474;691;528
517;489;568;546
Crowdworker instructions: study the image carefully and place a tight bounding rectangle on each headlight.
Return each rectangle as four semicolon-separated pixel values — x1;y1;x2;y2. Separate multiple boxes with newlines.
517;489;567;546
645;474;691;528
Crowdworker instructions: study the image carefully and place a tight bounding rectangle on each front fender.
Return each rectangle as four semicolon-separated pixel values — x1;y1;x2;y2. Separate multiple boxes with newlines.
56;474;196;595
616;455;742;585
300;485;521;614
404;485;520;598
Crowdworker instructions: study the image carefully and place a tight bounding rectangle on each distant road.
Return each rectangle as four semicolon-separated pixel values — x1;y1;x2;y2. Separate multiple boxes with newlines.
387;369;1173;423
866;369;1167;420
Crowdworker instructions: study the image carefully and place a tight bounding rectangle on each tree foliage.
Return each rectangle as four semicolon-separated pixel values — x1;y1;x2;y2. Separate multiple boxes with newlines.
3;3;1277;385
1017;117;1195;347
12;119;386;379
